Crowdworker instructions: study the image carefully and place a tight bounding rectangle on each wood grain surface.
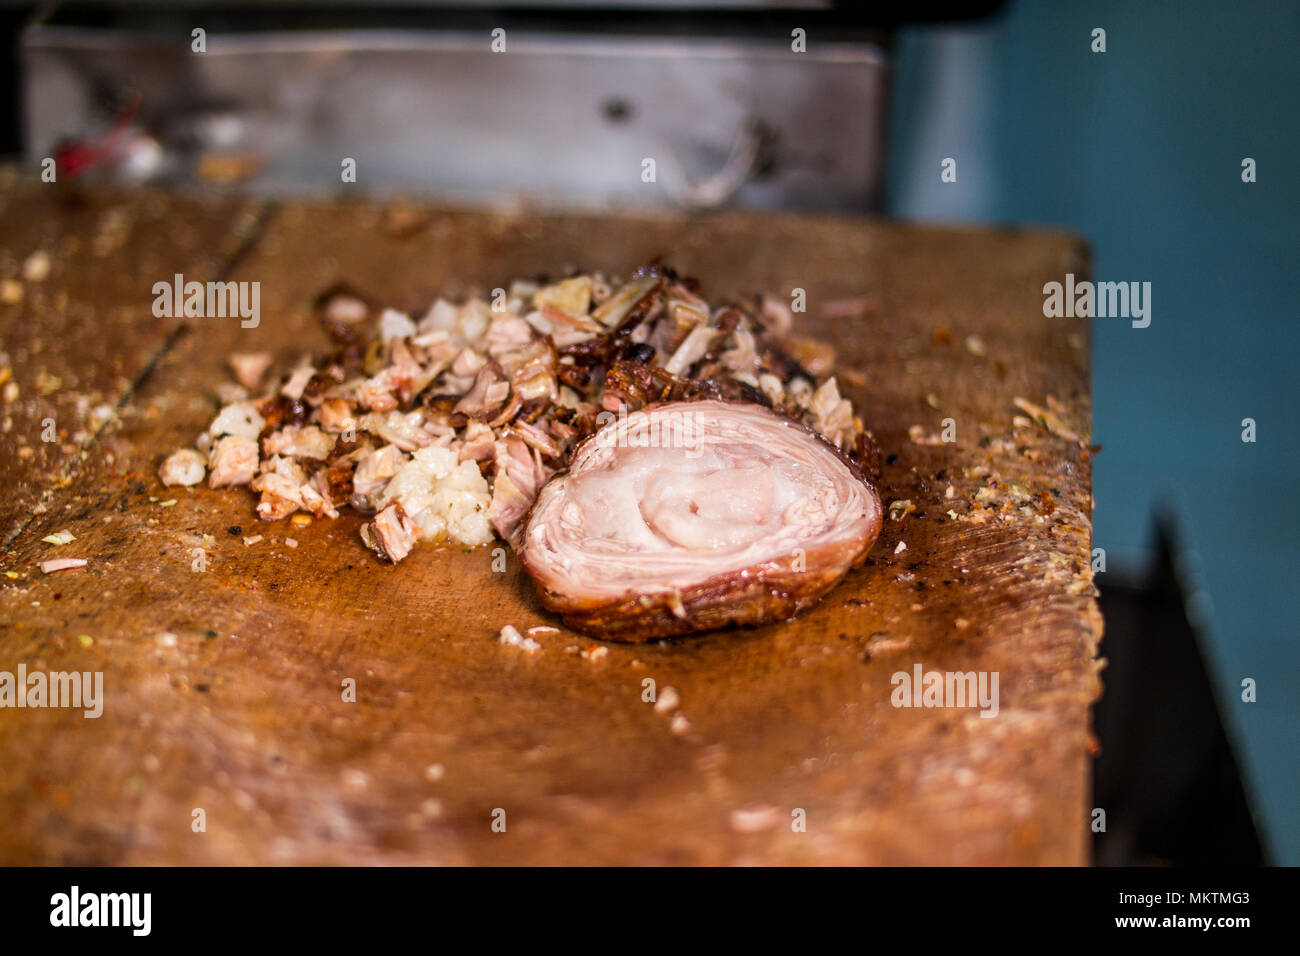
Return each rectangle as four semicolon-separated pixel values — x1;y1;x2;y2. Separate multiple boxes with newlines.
0;190;1102;865
0;177;264;545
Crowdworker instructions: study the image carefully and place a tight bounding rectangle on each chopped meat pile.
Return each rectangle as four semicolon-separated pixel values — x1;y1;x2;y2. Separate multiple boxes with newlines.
159;265;878;566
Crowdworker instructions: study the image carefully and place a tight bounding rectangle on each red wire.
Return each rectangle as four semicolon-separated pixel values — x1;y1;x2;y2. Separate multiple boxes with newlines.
54;93;143;178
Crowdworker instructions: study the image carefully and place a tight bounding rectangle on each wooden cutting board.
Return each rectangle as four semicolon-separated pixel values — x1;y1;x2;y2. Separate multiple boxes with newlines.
0;184;1102;865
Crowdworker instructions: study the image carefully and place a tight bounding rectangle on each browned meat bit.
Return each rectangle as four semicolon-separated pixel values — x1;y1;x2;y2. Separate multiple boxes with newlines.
449;345;486;381
488;434;553;548
300;476;340;519
387;338;440;406
318;397;356;433
252;456;308;521
498;339;557;404
352;444;406;500
361;502;417;563
208;435;259;488
783;336;837;378
257;394;309;430
319;459;356;503
458;420;496;463
158;448;207;487
356;369;400;412
805;377;856;450
280;362;317;401
510;420;562;461
317;284;373;344
228;352;273;390
262;424;334;460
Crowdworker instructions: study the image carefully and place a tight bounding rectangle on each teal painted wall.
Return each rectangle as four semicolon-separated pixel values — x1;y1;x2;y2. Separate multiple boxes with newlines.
886;0;1299;863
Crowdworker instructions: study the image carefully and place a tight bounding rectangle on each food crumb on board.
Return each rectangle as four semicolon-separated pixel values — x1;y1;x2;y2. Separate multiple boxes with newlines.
243;535;263;546
581;644;608;662
340;769;369;790
669;713;691;736
284;537;299;549
41;530;75;545
729;805;782;833
423;763;445;782
498;624;541;653
41;558;87;574
894;541;907;555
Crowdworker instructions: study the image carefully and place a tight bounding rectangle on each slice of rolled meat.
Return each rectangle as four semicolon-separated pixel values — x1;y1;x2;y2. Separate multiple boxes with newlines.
518;400;883;641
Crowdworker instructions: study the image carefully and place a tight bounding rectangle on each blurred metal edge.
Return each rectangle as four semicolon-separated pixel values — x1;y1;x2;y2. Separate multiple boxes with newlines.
22;21;888;211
